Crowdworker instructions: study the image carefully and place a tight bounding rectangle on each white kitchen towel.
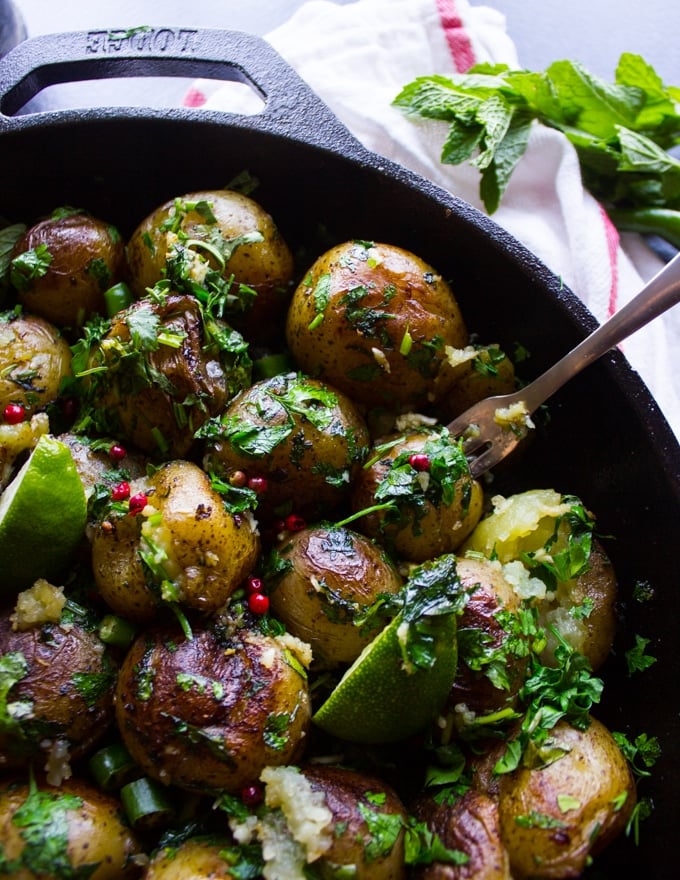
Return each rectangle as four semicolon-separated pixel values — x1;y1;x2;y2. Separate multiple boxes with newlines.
184;0;680;439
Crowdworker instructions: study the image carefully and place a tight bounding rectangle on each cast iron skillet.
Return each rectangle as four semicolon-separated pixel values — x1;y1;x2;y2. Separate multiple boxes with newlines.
1;27;679;877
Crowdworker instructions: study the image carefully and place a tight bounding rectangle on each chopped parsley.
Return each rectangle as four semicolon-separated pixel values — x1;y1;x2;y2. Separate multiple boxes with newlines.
9;244;53;292
0;776;88;879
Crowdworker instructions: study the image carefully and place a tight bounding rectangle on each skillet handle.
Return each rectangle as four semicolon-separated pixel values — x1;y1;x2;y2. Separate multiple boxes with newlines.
0;26;368;159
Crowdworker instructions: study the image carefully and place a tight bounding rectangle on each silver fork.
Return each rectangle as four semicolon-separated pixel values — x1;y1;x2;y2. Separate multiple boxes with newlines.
447;251;680;477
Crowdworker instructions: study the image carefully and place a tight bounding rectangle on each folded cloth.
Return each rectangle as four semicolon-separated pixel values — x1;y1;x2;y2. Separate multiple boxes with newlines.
184;0;680;439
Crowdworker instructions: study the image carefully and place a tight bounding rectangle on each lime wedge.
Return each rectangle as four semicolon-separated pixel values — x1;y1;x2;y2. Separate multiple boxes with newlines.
312;610;457;744
0;434;87;595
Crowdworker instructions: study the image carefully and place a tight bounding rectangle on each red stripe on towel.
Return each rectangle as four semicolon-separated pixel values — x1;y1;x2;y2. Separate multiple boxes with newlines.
436;0;476;72
183;87;207;108
599;205;620;317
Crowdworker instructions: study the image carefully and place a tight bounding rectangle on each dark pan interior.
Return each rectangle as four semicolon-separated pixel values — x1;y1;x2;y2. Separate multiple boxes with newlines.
1;29;679;876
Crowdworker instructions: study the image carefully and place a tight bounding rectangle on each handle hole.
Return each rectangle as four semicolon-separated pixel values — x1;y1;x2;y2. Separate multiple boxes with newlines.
12;75;265;115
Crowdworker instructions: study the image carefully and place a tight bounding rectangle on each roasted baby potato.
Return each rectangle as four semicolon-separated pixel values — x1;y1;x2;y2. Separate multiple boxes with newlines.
492;717;636;879
73;291;251;458
447;556;528;722
10;209;127;328
144;835;240;880
0;594;117;772
268;524;403;666
202;372;370;523
0;310;72;416
115;621;312;793
90;459;260;621
411;788;511;880
433;343;516;423
351;427;483;562
300;764;408;879
126;188;294;343
0;776;141;879
285;240;468;409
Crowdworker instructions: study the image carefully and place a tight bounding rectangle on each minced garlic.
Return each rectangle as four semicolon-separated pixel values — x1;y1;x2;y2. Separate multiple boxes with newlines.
11;579;66;631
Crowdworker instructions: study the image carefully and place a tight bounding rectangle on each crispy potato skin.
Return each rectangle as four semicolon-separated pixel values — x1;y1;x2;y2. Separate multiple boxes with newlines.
411;789;511;879
302;764;407;879
0;612;116;770
11;212;126;327
116;623;311;794
144;837;237;880
126;189;294;343
539;539;618;671
0;777;141;880
494;718;636;879
270;525;403;666
87;293;241;458
203;372;370;523
448;557;527;718
0;312;72;415
90;460;260;621
351;431;483;562
286;241;468;408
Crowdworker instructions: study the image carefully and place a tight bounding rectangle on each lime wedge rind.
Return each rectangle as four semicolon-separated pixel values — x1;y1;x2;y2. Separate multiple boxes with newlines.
312;611;457;744
0;435;87;595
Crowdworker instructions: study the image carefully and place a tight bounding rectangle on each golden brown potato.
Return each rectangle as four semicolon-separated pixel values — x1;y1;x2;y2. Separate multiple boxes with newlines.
144;836;238;880
10;209;127;328
301;764;408;879
0;603;117;772
126;189;294;343
115;622;312;794
447;557;528;721
76;292;251;459
268;524;403;666
350;428;483;562
0;776;141;879
285;240;468;409
202;372;371;523
433;344;516;424
538;539;617;672
90;460;260;621
493;718;636;879
411;789;511;879
0;311;72;416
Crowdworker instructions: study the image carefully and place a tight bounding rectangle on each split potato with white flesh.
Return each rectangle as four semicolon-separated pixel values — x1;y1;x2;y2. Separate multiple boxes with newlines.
462;489;618;670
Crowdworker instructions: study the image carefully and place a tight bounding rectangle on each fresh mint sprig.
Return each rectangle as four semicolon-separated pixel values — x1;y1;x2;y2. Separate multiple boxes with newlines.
394;53;680;247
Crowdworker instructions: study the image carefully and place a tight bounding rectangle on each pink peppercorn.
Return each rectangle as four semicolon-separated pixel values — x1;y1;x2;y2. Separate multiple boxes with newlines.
3;403;26;425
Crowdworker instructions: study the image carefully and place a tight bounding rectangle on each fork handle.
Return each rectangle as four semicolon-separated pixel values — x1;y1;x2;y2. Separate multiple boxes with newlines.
521;251;680;413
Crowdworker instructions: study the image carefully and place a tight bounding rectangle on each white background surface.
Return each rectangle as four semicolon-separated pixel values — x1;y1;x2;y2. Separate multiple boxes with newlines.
9;0;680;84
